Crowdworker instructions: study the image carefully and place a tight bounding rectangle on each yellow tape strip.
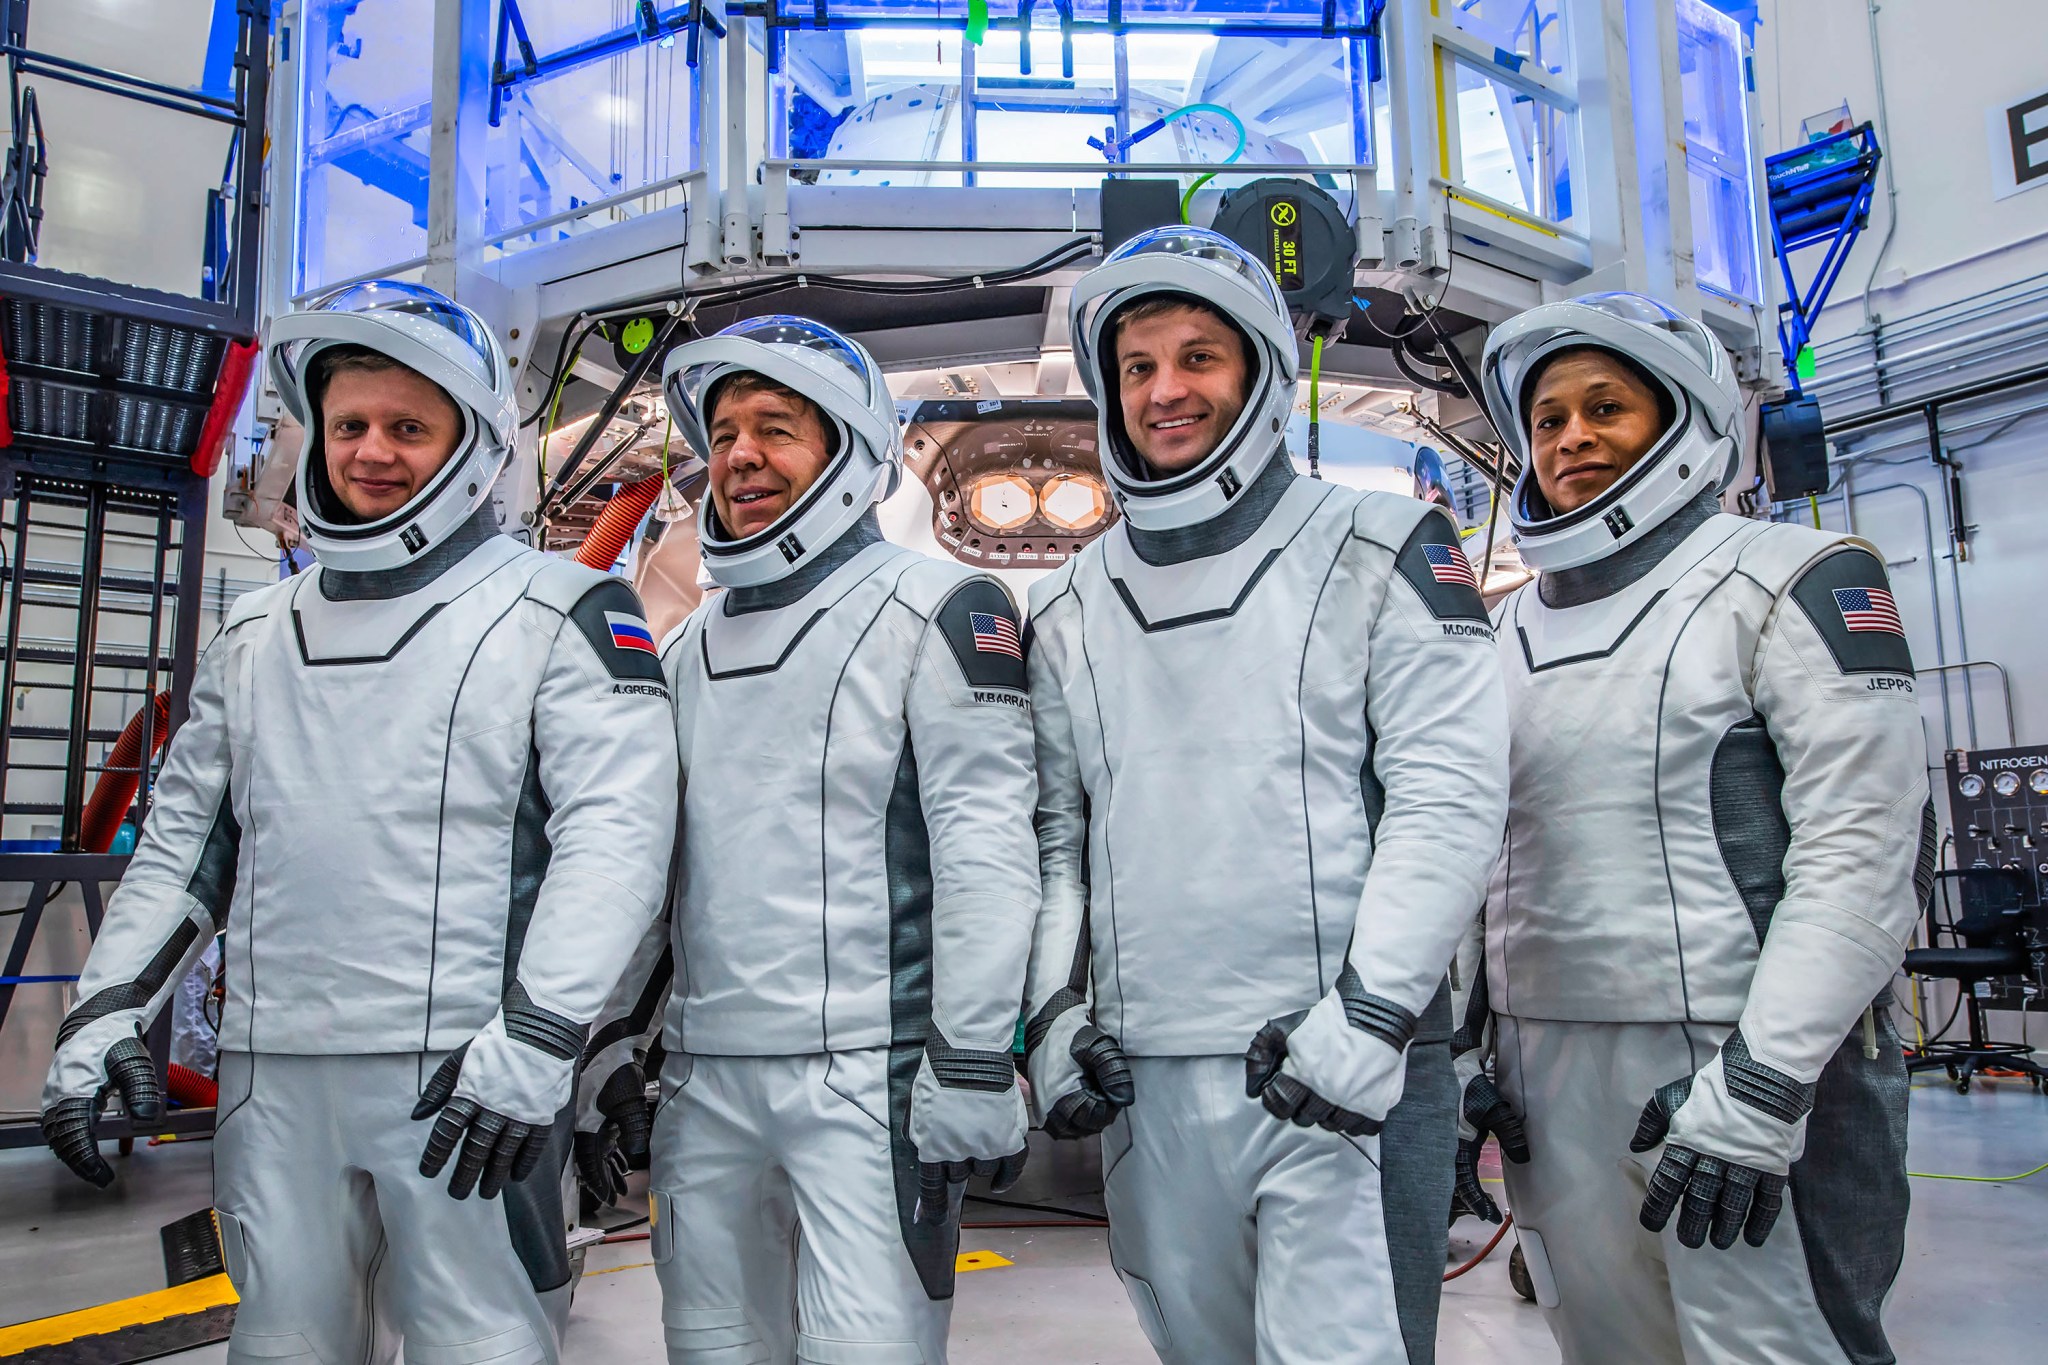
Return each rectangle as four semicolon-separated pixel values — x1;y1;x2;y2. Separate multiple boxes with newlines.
1909;1158;2048;1183
0;1274;239;1354
1446;188;1564;239
1434;48;1451;181
581;1252;1014;1280
585;1260;657;1277
956;1250;1014;1272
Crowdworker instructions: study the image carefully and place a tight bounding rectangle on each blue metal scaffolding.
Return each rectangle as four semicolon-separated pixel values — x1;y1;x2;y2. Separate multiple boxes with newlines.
1764;120;1881;395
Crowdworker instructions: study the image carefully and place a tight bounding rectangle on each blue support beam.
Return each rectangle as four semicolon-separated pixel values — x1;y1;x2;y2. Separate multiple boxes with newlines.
1765;121;1881;396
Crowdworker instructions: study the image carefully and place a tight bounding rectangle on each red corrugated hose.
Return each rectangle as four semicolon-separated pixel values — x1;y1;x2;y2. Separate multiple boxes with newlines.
79;692;172;853
167;1062;219;1109
575;477;663;570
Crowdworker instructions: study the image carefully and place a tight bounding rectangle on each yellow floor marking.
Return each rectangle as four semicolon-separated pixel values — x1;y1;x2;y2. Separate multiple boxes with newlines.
0;1273;239;1353
585;1261;656;1277
955;1251;1013;1272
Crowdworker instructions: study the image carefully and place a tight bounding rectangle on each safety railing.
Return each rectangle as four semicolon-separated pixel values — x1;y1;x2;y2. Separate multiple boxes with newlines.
273;0;1772;340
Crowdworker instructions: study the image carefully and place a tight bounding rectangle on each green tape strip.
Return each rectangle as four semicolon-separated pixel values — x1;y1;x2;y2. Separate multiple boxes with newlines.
967;0;989;45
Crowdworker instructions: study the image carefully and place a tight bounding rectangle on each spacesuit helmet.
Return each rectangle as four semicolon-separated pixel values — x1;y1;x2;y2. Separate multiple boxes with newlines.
267;281;518;572
1480;291;1743;572
663;315;903;588
1069;226;1300;532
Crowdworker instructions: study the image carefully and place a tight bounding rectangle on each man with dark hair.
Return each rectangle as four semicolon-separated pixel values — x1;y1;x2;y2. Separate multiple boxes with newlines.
1023;227;1507;1363
40;282;679;1365
623;314;1040;1364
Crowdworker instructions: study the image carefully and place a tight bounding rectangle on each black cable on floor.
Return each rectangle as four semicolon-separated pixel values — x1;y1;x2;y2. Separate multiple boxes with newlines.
964;1192;1105;1222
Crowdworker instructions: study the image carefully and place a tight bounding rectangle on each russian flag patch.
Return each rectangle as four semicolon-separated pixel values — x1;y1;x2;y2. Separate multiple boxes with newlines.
605;611;657;654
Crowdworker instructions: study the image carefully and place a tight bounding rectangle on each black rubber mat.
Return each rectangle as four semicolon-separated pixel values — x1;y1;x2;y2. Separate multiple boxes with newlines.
8;1304;237;1364
158;1209;224;1288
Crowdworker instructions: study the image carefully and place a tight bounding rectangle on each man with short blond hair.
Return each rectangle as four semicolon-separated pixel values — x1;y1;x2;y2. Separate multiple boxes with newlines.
41;282;677;1365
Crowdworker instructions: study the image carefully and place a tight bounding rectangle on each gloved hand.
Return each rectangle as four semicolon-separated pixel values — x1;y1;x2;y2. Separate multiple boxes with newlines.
908;1036;1029;1225
1026;1008;1134;1141
1245;965;1413;1137
1630;1030;1812;1250
41;1025;162;1188
574;1054;652;1208
414;998;584;1201
1453;1073;1529;1224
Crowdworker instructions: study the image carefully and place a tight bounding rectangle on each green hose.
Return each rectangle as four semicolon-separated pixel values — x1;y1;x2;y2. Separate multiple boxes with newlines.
1306;333;1325;480
1163;103;1248;223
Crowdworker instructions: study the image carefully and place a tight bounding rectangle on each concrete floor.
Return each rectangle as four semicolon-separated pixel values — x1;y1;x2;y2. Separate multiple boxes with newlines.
3;1077;2043;1361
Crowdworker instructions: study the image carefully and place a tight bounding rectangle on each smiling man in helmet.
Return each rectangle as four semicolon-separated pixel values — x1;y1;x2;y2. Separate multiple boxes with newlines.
618;315;1037;1363
39;282;678;1365
1474;293;1930;1363
1021;227;1508;1363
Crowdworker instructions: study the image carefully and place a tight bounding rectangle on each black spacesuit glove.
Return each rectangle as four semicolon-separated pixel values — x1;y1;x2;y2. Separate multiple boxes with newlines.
41;1037;162;1189
1452;1074;1530;1224
574;1058;651;1207
1041;1024;1135;1141
913;1147;1031;1226
1242;1008;1382;1139
413;1043;552;1202
1630;1075;1788;1251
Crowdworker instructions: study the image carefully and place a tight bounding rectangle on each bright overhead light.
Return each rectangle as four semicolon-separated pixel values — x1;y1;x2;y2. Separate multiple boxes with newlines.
854;29;1213;95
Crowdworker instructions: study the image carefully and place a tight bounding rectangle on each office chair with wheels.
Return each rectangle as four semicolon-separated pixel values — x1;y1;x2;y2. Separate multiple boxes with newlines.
1903;866;2047;1093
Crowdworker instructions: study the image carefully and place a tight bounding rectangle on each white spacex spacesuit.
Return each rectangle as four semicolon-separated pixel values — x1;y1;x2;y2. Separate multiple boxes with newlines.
637;316;1040;1364
1022;228;1509;1365
40;283;678;1365
1477;293;1932;1365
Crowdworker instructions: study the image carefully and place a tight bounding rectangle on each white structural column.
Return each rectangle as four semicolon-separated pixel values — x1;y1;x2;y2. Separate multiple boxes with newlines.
722;1;753;267
426;0;493;297
1380;0;1444;275
1562;0;1651;295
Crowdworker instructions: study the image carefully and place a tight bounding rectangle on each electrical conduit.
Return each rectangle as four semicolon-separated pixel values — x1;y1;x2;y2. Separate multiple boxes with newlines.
78;692;172;854
574;477;664;571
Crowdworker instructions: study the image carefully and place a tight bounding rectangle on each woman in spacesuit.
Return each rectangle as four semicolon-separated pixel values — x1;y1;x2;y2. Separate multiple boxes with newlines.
1471;292;1929;1365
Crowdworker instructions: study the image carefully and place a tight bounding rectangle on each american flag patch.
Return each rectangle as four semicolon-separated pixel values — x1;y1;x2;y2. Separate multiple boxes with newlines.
969;611;1023;660
1422;542;1478;589
1832;586;1904;636
605;610;657;654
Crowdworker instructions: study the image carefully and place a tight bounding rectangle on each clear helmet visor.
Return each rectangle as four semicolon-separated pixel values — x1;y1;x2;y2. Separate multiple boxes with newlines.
274;280;501;396
1569;290;1720;367
1485;292;1721;447
1100;225;1288;321
675;314;872;415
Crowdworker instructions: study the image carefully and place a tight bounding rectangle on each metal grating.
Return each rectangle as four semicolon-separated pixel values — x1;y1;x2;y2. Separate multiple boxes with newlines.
111;319;224;396
110;392;200;454
1;299;223;464
3;296;99;373
11;374;90;441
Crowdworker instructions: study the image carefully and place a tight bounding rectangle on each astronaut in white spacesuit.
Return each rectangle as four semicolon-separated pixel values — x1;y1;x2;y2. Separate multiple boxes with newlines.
1021;227;1509;1364
1475;292;1931;1364
40;282;679;1365
635;315;1040;1364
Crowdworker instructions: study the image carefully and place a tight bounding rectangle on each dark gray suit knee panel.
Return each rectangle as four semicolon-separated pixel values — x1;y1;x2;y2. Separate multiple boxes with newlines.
503;1104;575;1293
1380;1036;1457;1365
1790;1019;1909;1365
